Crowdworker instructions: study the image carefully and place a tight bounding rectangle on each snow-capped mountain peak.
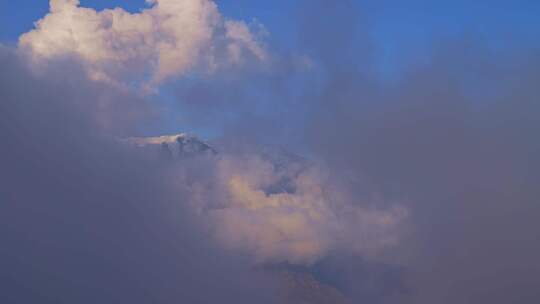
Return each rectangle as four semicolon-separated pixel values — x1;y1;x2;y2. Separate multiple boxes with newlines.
120;133;216;158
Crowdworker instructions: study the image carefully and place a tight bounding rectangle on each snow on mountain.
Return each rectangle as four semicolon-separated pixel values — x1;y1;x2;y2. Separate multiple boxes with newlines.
120;133;217;158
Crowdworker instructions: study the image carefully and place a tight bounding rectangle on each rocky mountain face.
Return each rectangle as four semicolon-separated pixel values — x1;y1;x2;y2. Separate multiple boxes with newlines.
276;270;351;304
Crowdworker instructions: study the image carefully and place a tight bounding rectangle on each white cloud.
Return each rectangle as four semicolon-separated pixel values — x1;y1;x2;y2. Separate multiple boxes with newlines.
19;0;267;89
225;20;267;64
178;154;409;265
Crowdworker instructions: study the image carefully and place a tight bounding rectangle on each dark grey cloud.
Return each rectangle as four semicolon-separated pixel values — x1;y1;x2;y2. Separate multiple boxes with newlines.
167;1;540;302
302;22;540;304
0;47;277;304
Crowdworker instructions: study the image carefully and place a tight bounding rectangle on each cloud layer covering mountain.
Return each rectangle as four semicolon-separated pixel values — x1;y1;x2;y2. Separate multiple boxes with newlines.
2;0;540;303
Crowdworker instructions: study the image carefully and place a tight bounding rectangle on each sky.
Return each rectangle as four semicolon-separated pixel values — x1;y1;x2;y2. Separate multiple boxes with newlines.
3;1;539;75
1;1;540;303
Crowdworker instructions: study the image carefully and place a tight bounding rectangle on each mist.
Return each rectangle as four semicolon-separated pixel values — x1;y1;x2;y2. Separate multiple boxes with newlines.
2;1;540;303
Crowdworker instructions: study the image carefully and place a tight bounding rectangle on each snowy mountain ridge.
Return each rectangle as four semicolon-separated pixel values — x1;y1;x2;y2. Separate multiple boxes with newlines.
120;133;217;158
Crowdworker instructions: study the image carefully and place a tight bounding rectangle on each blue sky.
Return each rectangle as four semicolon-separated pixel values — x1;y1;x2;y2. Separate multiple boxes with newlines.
2;0;539;58
3;0;537;136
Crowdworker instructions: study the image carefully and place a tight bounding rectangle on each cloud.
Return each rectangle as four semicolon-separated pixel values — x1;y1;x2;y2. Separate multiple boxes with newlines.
6;0;540;302
299;16;540;302
19;0;267;89
163;1;540;301
0;46;278;304
167;152;408;265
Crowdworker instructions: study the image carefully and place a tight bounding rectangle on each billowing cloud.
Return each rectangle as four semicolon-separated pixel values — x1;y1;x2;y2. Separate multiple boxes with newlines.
0;47;278;304
167;152;408;265
19;0;267;88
